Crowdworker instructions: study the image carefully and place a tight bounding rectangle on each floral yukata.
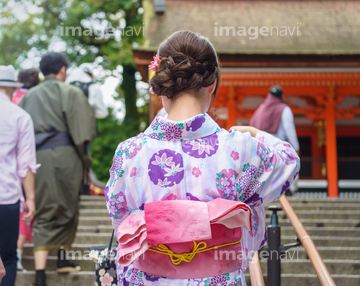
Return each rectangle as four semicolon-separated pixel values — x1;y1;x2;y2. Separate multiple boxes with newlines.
105;113;300;286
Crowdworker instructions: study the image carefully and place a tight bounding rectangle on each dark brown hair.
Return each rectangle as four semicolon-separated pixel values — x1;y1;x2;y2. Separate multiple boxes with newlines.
150;31;220;98
18;68;40;89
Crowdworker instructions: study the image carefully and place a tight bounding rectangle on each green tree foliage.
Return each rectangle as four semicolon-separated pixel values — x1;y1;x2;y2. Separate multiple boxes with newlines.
0;0;147;183
90;109;140;183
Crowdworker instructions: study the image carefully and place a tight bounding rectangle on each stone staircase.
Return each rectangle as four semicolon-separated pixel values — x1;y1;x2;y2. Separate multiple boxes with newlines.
244;197;360;285
16;195;360;285
16;196;110;286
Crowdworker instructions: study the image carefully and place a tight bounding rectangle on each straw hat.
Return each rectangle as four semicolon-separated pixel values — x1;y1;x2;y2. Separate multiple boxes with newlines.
0;65;23;88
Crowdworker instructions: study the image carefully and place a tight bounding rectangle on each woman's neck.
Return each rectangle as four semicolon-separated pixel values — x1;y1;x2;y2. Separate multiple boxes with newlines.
165;91;207;121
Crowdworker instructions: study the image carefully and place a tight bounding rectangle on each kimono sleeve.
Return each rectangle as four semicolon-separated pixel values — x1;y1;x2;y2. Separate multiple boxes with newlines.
235;130;300;206
63;87;97;167
104;142;131;231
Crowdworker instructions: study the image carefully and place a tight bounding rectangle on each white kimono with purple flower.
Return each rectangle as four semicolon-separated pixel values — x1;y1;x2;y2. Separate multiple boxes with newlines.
105;113;300;286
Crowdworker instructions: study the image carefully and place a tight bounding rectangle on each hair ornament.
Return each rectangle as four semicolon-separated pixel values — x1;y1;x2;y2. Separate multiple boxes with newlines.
149;55;161;71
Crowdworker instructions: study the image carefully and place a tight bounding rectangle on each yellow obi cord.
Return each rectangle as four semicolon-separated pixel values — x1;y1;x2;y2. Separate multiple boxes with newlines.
148;238;242;265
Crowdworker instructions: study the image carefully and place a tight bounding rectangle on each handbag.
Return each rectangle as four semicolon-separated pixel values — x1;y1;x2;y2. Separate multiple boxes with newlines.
89;230;118;285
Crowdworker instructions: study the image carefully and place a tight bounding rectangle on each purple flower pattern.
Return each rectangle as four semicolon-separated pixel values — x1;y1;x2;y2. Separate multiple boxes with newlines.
186;193;200;201
248;206;260;237
279;148;297;165
119;134;147;159
164;125;182;141
216;169;239;200
107;191;129;220
149;149;184;187
109;152;123;185
238;164;264;203
182;134;219;158
186;115;206;132
126;268;144;285
208;275;228;286
256;137;276;172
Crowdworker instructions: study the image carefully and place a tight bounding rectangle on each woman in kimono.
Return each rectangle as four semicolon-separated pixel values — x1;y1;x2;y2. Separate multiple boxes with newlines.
105;30;300;286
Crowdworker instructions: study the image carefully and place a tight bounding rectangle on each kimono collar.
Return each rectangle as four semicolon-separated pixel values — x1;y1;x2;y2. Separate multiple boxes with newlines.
144;113;221;141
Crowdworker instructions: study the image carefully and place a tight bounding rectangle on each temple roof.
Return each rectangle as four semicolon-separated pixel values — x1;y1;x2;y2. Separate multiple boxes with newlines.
141;0;360;55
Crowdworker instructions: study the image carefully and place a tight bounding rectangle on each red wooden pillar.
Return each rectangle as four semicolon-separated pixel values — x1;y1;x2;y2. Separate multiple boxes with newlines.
311;128;324;179
226;85;236;130
325;88;339;197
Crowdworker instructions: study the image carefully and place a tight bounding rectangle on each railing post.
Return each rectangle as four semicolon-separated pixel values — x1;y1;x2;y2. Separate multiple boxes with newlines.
267;205;282;286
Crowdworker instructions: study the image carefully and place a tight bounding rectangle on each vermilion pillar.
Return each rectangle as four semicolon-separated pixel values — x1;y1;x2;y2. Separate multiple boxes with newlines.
226;85;236;130
325;89;339;197
311;127;324;179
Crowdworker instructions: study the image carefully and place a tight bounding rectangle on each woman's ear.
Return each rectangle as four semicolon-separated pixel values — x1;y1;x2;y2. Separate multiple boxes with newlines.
210;79;217;95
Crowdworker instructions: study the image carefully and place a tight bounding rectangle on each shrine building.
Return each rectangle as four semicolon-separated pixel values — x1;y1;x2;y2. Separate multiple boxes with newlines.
133;0;360;197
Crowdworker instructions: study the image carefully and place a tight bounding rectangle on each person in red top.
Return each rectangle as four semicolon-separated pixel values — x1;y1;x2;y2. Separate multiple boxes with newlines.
11;68;40;105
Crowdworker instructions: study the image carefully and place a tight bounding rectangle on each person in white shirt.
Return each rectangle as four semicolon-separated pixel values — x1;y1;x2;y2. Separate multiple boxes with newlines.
66;63;109;119
0;65;38;286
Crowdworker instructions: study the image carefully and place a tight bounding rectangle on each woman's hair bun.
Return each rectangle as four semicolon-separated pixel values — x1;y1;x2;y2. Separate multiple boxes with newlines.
150;31;220;98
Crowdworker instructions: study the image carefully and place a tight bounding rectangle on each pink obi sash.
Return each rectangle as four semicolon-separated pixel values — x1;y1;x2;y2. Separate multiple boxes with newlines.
116;198;252;279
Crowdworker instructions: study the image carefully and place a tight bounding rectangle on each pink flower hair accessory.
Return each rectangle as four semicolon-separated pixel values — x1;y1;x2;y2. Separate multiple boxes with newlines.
149;55;161;71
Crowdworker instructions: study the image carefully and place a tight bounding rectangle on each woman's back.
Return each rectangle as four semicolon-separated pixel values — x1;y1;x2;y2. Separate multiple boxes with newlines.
105;30;300;286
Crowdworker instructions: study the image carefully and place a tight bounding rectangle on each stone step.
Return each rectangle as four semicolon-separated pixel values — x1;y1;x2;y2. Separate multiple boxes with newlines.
80;195;360;204
77;216;112;226
281;236;360;248
22;235;360;258
243;272;360;286
75;223;360;238
76;216;360;229
287;197;360;203
79;209;109;217
79;201;106;209
15;271;95;286
80;195;105;201
257;259;360;275
22;244;360;262
259;246;360;260
270;210;360;220
56;229;360;246
14;270;360;286
272;219;360;228
18;254;360;276
277;227;360;237
21;256;96;272
266;202;360;211
78;208;360;220
79;200;360;210
77;225;113;233
22;244;108;257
